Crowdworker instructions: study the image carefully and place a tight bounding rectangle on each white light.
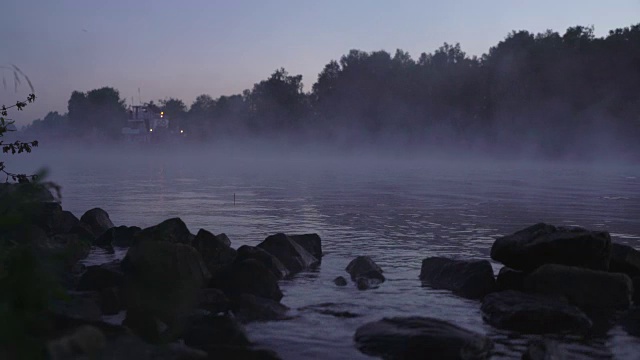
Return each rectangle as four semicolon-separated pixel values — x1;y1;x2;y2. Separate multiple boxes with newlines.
180;130;184;134
149;128;153;132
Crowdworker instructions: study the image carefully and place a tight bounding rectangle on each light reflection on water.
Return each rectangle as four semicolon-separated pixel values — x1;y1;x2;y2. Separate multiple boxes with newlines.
21;151;640;359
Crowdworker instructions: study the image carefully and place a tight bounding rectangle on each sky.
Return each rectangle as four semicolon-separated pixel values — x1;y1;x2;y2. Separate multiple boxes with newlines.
2;0;640;126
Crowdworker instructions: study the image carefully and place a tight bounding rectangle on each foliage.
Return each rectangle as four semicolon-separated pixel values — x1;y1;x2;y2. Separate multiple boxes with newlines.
25;23;640;157
67;86;127;137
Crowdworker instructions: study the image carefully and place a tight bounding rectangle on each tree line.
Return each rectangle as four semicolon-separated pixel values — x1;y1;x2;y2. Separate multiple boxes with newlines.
23;24;640;158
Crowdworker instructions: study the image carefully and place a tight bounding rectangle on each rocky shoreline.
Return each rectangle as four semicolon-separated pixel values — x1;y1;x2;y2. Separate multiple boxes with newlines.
3;183;640;359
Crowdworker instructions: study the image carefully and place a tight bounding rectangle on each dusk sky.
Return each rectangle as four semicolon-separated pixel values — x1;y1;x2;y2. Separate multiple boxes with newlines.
3;0;639;126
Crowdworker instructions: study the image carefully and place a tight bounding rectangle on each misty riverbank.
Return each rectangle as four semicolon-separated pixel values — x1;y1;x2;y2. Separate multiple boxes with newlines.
6;184;640;359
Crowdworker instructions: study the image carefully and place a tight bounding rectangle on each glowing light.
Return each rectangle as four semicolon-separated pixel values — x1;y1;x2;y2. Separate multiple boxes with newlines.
149;128;153;132
160;111;164;118
180;130;184;134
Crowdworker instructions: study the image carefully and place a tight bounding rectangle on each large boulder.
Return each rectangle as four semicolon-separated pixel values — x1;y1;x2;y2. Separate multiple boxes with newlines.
235;245;288;279
257;233;319;275
51;291;102;323
80;208;115;237
183;314;250;352
209;259;283;301
197;288;231;314
481;291;592;334
346;256;385;290
496;267;526;292
43;233;92;270
76;262;124;291
289;233;322;260
121;240;211;341
95;225;141;248
133;217;192;245
491;223;611;272
354;317;493;360
524;264;633;310
420;257;496;299
32;202;79;235
610;243;640;278
232;293;291;323
192;229;237;274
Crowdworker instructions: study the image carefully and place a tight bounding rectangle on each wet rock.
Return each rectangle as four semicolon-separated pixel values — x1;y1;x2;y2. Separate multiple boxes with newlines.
210;259;283;301
354;316;493;360
522;339;566;360
232;293;290;322
198;346;281;360
346;256;383;280
633;277;640;305
192;229;237;274
610;243;640;277
524;264;633;310
420;257;496;299
95;225;141;248
299;303;361;318
133;217;192;245
496;267;527;292
257;233;319;275
197;288;231;314
122;240;211;341
491;223;611;272
481;291;592;333
356;271;386;290
86;331;209;360
621;307;640;337
235;245;289;279
77;262;124;291
122;308;166;344
183;314;250;351
80;208;115;237
334;276;348;286
289;233;322;260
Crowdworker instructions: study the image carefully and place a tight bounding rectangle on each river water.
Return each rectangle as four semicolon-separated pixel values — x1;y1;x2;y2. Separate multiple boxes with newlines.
10;146;640;359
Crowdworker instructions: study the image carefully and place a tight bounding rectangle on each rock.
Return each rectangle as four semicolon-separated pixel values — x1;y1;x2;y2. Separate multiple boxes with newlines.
420;257;496;299
356;271;386;290
67;223;96;244
33;203;79;235
47;325;107;360
122;240;211;341
235;245;289;279
197;288;231;314
346;256;385;289
122;308;166;344
87;331;209;360
51;291;102;323
491;223;611;272
299;303;361;318
210;259;283;301
481;291;592;333
133;217;192;245
77;262;124;291
354;316;493;360
333;276;348;286
522;339;566;360
346;256;383;280
216;233;232;247
257;233;319;275
95;225;141;248
192;229;237;274
183;314;250;351
621;307;640;337
80;208;115;237
524;264;633;310
99;287;122;315
197;346;281;360
496;267;527;292
232;293;290;322
633;277;640;305
610;243;640;277
289;233;322;259
45;233;92;270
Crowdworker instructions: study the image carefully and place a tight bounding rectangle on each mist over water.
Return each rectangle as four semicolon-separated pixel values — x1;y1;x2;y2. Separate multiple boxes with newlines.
6;144;640;359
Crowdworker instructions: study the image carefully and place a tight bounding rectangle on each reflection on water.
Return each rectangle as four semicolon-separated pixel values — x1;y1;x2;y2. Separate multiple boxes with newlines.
20;150;640;359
